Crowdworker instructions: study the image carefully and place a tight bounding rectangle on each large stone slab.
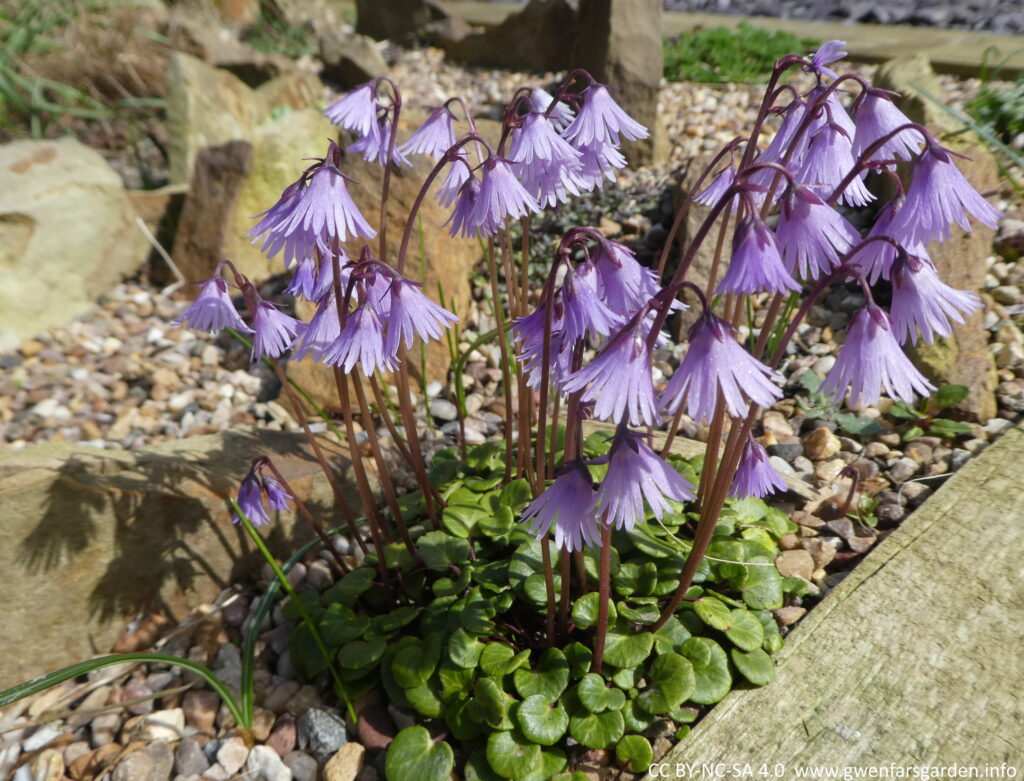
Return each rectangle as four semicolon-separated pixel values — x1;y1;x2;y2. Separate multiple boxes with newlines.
651;422;1024;774
0;429;360;688
0;138;148;353
444;0;578;72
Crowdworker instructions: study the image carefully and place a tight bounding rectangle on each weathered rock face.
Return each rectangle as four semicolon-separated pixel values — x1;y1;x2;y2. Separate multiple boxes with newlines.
875;55;999;422
318;30;388;87
573;0;666;165
166;52;325;185
444;0;578;73
0;429;361;688
0;139;148;353
355;0;451;42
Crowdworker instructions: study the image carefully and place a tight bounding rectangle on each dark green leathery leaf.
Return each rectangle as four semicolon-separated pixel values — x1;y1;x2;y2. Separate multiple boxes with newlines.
384;726;454;781
515;694;569;745
513;647;569;700
568;708;625;749
576;673;626;713
724;608;765;652
679;636;732;704
636;653;695;715
615;735;654;773
486;729;541;779
731;647;775;685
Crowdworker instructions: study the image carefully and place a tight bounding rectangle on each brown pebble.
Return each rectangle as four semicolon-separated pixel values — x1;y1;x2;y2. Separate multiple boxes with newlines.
775;549;815;580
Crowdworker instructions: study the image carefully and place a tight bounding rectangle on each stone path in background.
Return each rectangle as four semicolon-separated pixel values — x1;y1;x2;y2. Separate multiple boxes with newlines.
647;420;1024;775
447;2;1024;77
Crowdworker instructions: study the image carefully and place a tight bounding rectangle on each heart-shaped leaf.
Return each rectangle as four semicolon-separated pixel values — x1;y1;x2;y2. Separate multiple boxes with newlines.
375;605;421;634
564;643;593;681
319;603;370;646
576;674;626;713
498;478;533;512
524;572;561;606
514;648;569;701
322;567;375;605
480;643;530;677
479;504;515;537
405;678;444;718
725;609;765;652
757;609;784;653
438;657;475;702
694;596;733;631
448;627;485;669
487;729;541;780
621;699;655;733
679;637;732;704
740;559;784;610
446;698;485;742
472;677;513;728
615;735;654;773
515;694;569;745
602;621;654;669
385;726;454;781
392;642;439;688
731;647;775;686
571;593;616;629
418;530;470;571
338;637;386;670
653;615;692;654
569;709;625;749
636;653;695;715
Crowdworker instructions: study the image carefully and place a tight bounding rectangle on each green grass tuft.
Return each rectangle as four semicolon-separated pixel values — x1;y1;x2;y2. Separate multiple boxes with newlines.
663;22;818;84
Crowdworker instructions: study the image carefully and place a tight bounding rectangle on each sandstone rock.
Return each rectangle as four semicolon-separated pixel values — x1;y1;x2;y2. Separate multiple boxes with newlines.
0;429;360;688
775;549;815;580
445;0;578;73
802;427;842;461
875;55;999;422
111;740;174;781
573;0;666;165
355;0;451;42
166;53;324;185
324;742;365;781
0;139;147;353
319;31;388;87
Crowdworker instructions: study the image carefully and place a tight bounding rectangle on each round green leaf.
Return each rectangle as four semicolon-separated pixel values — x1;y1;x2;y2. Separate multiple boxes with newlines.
725;609;765;652
756;609;784;653
514;647;569;700
571;592;616;629
445;698;484;741
438;657;475;702
679;637;732;704
576;674;626;713
602;621;655;669
319;603;370;646
653;615;692;655
621;699;655;733
393;643;438;688
465;747;503;781
322;567;375;605
487;729;541;780
448;627;485;669
611;666;642;691
516;694;568;745
405;678;444;718
569;709;625;749
375;605;420;634
338;637;385;670
479;504;515;537
694;596;733;631
480;643;531;677
524;572;560;606
731;647;775;686
384;726;454;781
615;735;654;773
564;642;593;681
636;653;695;715
473;677;512;728
617;601;660;624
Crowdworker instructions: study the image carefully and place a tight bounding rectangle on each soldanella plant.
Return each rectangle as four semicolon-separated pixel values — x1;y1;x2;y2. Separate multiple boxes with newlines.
2;42;997;780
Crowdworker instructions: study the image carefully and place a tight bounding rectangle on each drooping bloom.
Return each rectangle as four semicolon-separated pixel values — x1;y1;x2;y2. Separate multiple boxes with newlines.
807;40;847;80
821;306;934;406
660;313;783;422
563;84;648;147
575;138;627;190
887;145;1002;245
717;216;799;295
445;175;481;238
592;240;661;315
750;98;810;185
399;106;457;161
513;298;573;389
848;198;905;284
597;431;695;532
320;301;397;376
436;151;472;208
249;148;376;266
470;157;540;235
889;255;981;345
521;464;600;553
530;87;574;129
695;164;736;207
285;252;350;303
251;299;304;360
291;292;342;363
262;472;293;512
559;262;622;344
796;124;874;207
383;277;458;356
775;185;860;280
176;276;252;334
852;90;923;163
509;113;584;207
234;470;271;527
323;82;377;137
562;321;659;426
730;437;788;499
348;116;411;168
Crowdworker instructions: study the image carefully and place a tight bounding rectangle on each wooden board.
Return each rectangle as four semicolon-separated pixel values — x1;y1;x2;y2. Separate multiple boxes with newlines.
647;421;1024;773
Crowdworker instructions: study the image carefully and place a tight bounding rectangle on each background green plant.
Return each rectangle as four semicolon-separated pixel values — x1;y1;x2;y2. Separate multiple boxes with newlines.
663;23;818;84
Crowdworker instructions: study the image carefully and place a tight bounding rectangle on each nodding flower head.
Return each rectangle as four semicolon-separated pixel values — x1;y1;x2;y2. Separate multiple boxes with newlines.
324;81;378;136
469;157;540;235
509;113;585;207
399;106;457;161
695;163;737;207
717;215;799;295
248;143;375;266
887;144;1002;246
563;84;648;147
776;185;860;280
176;275;252;335
821;306;934;406
320;297;397;377
530;87;575;129
889;254;980;345
233;458;293;527
592;239;662;315
806;40;847;80
730;437;788;499
559;262;623;344
251;298;304;361
796;123;874;207
521;464;600;553
597;430;695;532
660;312;783;422
852;90;922;164
348;116;412;168
383;276;458;357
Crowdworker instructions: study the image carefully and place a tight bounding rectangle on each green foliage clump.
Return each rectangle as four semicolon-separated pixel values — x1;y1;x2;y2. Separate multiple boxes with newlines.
888;384;974;441
286;436;803;780
968;77;1024;144
663;23;818;84
242;12;317;60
